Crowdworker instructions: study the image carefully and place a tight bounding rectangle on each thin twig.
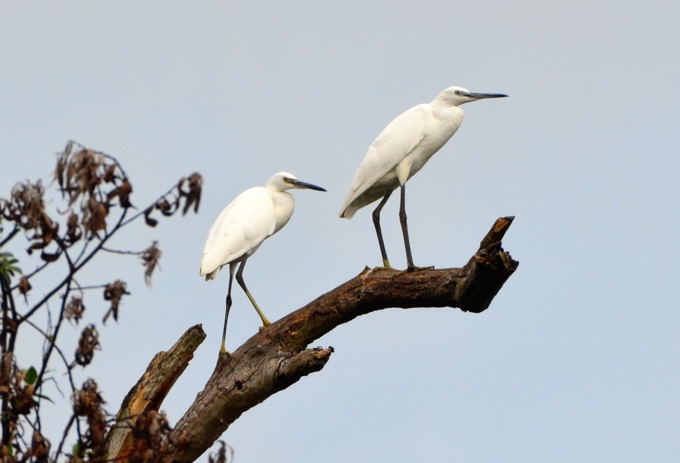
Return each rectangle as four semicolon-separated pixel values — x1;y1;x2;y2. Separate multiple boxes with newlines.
35;276;73;390
17;207;128;324
76;284;110;291
22;317;77;394
9;260;48;291
119;181;178;228
100;247;142;256
54;414;76;462
0;224;20;248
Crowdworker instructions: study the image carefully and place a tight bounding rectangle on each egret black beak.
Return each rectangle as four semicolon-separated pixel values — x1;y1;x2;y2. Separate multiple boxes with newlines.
466;91;508;100
286;178;326;192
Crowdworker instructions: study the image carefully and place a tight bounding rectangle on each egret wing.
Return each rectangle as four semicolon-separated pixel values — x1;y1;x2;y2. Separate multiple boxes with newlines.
200;187;276;276
340;104;428;216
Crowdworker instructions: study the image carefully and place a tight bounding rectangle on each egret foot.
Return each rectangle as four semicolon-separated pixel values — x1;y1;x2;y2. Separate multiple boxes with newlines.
407;264;434;271
394;265;434;277
373;264;393;271
369;258;393;271
219;343;231;356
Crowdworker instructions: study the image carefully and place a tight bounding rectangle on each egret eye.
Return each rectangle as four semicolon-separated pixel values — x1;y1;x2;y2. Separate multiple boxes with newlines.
454;90;464;96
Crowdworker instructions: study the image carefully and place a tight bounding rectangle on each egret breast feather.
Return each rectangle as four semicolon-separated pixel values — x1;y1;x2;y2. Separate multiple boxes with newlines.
200;187;276;280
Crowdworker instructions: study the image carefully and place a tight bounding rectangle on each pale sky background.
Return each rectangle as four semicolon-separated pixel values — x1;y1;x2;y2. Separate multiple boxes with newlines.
2;2;679;462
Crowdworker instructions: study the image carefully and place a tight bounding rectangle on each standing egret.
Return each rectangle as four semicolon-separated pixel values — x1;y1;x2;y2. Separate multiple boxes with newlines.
200;171;326;353
339;86;507;269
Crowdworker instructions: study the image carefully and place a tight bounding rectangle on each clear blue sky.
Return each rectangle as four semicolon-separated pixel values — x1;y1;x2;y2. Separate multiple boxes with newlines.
2;2;679;462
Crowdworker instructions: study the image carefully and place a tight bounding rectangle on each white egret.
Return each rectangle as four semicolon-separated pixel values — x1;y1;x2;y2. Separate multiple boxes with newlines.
339;86;507;269
200;171;326;353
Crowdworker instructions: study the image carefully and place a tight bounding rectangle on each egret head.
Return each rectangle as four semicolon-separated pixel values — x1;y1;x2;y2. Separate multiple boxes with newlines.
437;86;508;106
266;172;326;192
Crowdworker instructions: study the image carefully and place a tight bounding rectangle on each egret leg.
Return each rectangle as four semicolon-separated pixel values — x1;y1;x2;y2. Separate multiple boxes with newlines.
398;184;415;268
221;262;237;354
236;257;271;326
372;191;393;268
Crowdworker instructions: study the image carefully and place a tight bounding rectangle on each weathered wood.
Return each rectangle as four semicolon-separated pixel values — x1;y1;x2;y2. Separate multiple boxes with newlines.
162;216;518;463
104;325;205;460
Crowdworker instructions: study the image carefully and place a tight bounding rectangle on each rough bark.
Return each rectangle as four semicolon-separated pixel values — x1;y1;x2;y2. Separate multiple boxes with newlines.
106;216;518;463
104;326;206;460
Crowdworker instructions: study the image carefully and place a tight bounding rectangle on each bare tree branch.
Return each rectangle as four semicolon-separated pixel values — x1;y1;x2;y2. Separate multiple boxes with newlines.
105;216;517;463
104;325;206;460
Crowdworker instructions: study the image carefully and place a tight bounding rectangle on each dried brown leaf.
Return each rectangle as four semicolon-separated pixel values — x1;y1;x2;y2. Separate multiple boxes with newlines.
141;241;161;285
74;325;99;366
102;280;129;324
208;441;233;463
65;296;85;324
106;179;133;208
18;276;31;299
143;206;159;228
82;197;109;238
40;250;61;263
26;430;50;463
127;410;173;463
179;172;203;215
65;212;82;244
73;379;107;457
103;163;117;183
156;198;175;217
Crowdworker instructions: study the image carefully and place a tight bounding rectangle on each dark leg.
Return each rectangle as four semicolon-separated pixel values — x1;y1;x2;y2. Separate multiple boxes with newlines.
221;262;237;354
372;191;393;268
236;256;271;326
399;184;415;268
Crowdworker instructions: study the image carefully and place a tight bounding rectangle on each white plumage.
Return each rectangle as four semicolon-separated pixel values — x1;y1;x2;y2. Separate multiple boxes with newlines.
201;171;325;352
201;184;285;279
339;86;507;268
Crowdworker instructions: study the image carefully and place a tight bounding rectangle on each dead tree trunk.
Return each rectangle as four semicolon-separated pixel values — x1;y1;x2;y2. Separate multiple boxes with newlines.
104;216;519;463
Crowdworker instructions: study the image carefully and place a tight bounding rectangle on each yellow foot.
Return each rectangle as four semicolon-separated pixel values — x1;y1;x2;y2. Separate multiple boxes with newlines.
394;265;434;277
371;259;393;270
379;257;393;269
407;264;434;271
365;265;393;276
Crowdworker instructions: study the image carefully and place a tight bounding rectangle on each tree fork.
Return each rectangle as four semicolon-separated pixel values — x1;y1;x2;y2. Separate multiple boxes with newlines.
107;216;518;463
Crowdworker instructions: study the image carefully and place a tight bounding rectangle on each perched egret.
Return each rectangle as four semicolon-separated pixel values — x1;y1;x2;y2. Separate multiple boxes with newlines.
200;171;326;353
339;86;507;269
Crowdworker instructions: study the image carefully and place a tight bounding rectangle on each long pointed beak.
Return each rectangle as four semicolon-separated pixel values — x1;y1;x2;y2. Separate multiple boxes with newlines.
465;91;508;100
289;179;326;191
